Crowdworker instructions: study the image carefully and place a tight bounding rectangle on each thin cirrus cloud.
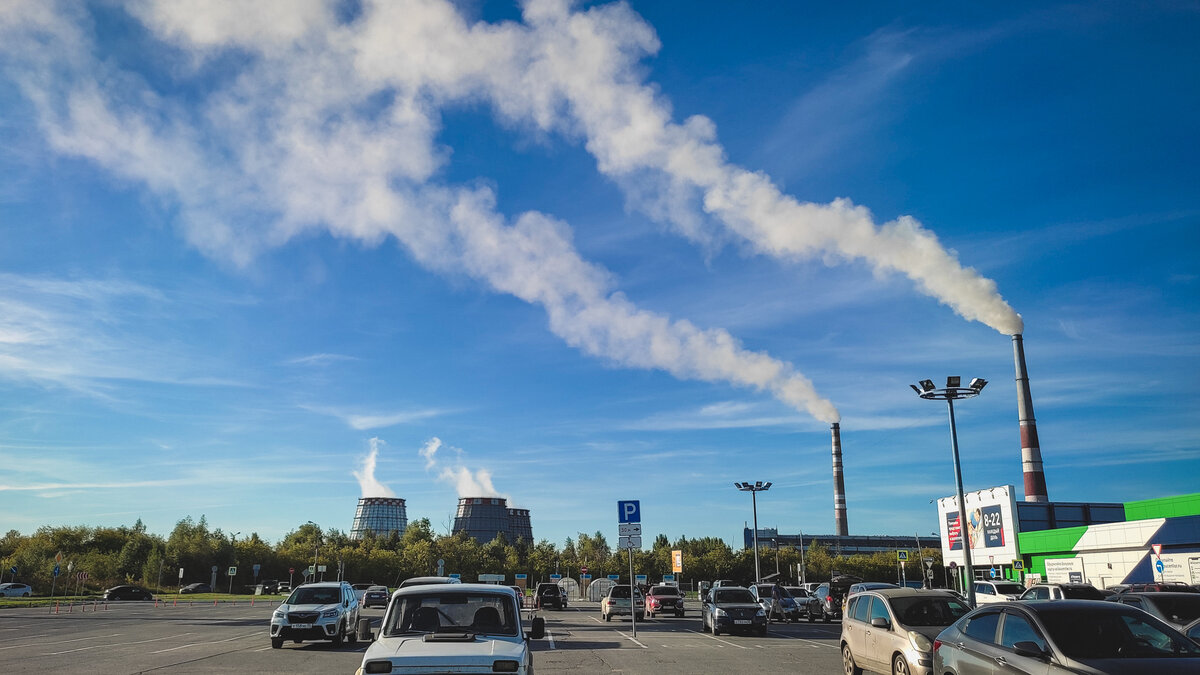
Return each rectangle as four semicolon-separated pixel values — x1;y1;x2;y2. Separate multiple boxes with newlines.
300;404;451;431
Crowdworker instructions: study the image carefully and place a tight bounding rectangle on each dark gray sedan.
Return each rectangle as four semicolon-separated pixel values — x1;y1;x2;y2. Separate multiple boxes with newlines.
934;600;1200;674
1111;592;1200;630
700;586;766;636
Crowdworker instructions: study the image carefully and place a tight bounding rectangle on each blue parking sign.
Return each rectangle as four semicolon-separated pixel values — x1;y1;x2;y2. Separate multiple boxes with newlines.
618;500;641;523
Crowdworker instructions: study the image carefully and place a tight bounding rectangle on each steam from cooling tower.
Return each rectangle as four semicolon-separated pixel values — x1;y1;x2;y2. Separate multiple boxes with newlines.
1013;334;1049;502
420;437;510;502
353;437;395;498
831;423;849;536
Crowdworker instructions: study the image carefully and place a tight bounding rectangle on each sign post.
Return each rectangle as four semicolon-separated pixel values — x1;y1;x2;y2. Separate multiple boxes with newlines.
618;500;641;638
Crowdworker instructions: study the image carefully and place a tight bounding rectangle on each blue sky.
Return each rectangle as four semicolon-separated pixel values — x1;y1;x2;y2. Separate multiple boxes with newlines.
1;0;1197;549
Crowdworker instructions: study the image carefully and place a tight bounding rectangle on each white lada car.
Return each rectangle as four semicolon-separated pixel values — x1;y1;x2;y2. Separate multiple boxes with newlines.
356;583;545;675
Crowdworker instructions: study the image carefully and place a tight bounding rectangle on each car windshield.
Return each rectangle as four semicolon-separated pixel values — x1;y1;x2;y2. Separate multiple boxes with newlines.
385;592;518;637
289;588;341;605
1146;596;1200;625
1039;608;1200;658
714;589;756;604
649;586;678;596
890;596;971;627
993;583;1024;595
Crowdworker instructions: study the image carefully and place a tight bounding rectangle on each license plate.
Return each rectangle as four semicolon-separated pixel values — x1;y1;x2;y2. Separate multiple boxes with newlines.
734;619;751;625
292;623;311;629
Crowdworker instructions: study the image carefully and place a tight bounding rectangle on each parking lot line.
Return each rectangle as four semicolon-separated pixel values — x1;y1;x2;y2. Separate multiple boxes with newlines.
614;631;648;649
681;628;748;649
149;630;259;654
765;630;838;649
42;632;194;656
0;633;121;651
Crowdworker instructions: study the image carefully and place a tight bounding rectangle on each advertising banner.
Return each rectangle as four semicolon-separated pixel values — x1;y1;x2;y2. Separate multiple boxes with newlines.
937;485;1020;566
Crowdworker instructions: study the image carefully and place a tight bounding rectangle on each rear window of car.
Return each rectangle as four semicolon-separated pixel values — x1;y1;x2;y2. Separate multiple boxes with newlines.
890;596;970;627
1062;586;1105;600
649;586;678;596
609;586;632;598
1146;595;1200;624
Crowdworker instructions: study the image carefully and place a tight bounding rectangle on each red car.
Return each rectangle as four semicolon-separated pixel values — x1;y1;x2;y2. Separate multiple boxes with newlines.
644;584;685;618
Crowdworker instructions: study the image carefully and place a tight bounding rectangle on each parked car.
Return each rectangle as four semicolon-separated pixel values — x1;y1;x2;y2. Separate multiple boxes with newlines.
1186;617;1200;644
700;585;767;636
351;583;375;604
1019;583;1105;601
972;580;1026;605
934;600;1200;673
750;583;801;622
260;579;280;594
645;584;685;618
841;588;969;675
600;585;644;622
398;576;462;588
357;583;544;675
535;582;565;610
277;582;291;594
179;582;211;594
844;582;899;608
104;585;154;601
1119;582;1200;594
1111;592;1200;630
0;582;32;597
807;575;861;623
269;581;360;648
362;585;390;609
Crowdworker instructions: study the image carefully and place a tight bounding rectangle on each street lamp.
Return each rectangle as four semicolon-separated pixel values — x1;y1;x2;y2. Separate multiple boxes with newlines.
912;376;987;607
307;521;321;583
734;481;772;583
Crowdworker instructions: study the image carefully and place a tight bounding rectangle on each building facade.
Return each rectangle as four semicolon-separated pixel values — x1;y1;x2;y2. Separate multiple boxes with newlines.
349;496;408;540
452;496;533;544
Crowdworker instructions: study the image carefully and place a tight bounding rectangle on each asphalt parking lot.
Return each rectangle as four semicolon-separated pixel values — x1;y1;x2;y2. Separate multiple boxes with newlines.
0;599;843;674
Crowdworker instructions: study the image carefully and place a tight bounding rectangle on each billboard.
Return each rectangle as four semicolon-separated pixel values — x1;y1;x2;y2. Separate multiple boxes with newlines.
937;485;1020;566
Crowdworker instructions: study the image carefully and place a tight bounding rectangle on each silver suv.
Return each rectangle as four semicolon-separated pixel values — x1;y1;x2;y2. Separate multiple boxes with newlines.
270;581;360;648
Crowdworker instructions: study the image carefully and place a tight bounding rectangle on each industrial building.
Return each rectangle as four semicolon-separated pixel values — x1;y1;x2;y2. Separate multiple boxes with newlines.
451;496;533;544
744;528;939;556
349;496;408;540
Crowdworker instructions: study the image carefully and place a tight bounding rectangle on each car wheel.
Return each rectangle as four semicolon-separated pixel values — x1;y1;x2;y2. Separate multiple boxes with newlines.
892;654;911;675
712;624;721;636
822;608;831;623
22;593;30;597
332;622;344;647
843;644;863;675
347;621;357;644
271;638;283;649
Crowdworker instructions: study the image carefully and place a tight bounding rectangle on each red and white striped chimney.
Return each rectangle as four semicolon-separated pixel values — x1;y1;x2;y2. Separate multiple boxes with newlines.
831;423;849;535
1013;334;1049;502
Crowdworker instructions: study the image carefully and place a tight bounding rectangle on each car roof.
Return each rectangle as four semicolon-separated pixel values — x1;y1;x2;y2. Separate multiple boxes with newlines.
393;582;516;597
982;599;1132;615
295;581;346;588
399;576;462;586
859;588;959;599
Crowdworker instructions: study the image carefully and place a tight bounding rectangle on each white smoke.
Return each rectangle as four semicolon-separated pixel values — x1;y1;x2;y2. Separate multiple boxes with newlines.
0;0;1024;428
352;437;394;498
419;437;441;470
418;437;508;500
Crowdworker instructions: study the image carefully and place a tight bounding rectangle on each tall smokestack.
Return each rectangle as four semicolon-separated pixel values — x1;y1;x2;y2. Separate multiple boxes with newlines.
831;423;848;535
1013;334;1049;502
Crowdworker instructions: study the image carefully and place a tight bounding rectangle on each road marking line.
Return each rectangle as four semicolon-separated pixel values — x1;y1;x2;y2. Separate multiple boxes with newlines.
148;631;259;654
682;628;748;649
0;633;121;651
614;631;648;649
546;627;556;650
765;630;838;649
42;632;193;656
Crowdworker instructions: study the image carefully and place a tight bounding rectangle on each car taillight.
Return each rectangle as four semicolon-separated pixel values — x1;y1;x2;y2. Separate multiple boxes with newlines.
826;595;833;603
933;639;942;653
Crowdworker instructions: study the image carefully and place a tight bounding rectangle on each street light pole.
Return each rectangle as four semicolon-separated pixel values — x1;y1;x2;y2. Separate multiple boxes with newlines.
734;482;772;583
912;376;987;608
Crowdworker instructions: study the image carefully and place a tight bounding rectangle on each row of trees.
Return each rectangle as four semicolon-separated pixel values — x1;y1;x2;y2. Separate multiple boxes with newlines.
0;517;944;594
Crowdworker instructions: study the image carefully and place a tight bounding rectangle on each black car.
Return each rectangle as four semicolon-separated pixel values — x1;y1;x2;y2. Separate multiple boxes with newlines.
104;585;154;600
535;582;564;610
700;586;766;636
179;582;211;594
362;585;390;609
260;579;280;594
1111;592;1200;630
807;574;860;623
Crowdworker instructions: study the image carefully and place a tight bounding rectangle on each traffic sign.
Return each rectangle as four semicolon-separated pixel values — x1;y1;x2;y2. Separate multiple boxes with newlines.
1012;560;1025;571
515;574;527;580
179;568;185;579
52;565;60;577
317;565;327;572
449;573;461;579
228;566;237;576
289;567;295;574
9;566;15;576
618;500;641;524
618;523;642;537
582;574;591;579
581;567;588;575
550;574;562;580
924;559;934;570
897;550;909;561
608;574;620;581
1155;559;1165;574
1152;543;1163;556
990;567;998;578
949;561;957;569
663;574;675;582
635;575;647;584
619;535;642;549
253;564;261;574
672;550;683;574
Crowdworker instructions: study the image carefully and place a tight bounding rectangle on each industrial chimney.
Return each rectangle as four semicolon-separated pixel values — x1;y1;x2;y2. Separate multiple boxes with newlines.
831;423;848;535
1013;334;1049;502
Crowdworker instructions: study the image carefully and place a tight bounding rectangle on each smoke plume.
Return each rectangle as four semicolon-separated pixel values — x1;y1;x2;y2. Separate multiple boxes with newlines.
352;437;394;498
419;437;509;500
0;1;1023;427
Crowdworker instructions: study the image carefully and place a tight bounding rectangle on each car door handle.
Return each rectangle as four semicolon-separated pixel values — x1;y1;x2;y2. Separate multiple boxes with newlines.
994;656;1007;667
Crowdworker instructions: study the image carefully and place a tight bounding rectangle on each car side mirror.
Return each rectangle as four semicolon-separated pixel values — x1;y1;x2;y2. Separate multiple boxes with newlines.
1012;641;1046;658
527;617;546;640
869;617;890;629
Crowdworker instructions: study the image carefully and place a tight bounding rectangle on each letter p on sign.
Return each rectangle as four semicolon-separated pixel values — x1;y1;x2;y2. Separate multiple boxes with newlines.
618;500;641;523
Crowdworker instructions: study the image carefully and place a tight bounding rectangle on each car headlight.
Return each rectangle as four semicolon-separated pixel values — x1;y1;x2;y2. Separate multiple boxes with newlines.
755;609;766;617
908;630;932;652
714;608;728;617
322;609;339;618
272;609;285;619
